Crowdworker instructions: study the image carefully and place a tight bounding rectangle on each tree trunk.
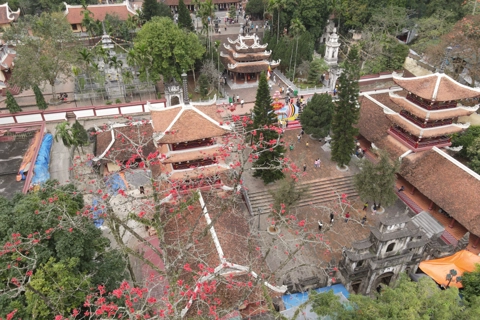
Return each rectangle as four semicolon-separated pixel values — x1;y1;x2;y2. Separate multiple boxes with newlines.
50;79;57;103
293;38;299;82
277;10;280;43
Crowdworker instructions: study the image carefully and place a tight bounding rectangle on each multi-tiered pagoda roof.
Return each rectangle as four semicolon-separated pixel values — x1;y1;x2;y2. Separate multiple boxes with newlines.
384;72;480;151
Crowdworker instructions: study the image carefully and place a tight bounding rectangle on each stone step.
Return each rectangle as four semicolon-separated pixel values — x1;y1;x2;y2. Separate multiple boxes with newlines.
247;176;358;213
248;176;354;197
248;178;354;200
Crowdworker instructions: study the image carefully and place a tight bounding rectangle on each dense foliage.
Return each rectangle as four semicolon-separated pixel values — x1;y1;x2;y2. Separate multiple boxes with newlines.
331;46;360;168
354;149;400;210
250;73;285;183
307;274;480;319
300;93;335;138
0;181;127;318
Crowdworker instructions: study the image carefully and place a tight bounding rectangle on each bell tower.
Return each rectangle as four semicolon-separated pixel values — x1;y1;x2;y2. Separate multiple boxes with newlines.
324;28;340;66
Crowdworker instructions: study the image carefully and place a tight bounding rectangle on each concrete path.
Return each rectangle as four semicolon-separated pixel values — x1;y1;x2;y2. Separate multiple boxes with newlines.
47;123;71;185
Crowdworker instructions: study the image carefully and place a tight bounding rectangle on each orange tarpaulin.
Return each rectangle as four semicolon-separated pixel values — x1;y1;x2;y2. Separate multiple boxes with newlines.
419;250;480;288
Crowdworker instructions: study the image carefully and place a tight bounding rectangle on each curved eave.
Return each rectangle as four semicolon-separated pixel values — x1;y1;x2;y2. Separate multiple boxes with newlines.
392;72;480;101
221;49;271;62
225;61;279;73
385;113;468;138
389;92;479;120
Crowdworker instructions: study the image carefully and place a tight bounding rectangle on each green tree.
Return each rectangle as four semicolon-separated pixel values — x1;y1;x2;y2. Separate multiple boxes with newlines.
33;85;48;110
54;121;89;154
451;125;480;159
411;11;454;54
300;93;335;138
290;18;306;81
141;0;162;22
308;274;475;319
462;263;480;303
178;0;194;31
5;91;21;113
0;181;128;318
228;5;237;21
25;258;92;318
354;149;400;210
250;73;285;183
199;74;209;98
467;137;480;174
134;17;205;82
331;46;360;168
307;58;329;85
246;0;265;19
3;12;79;102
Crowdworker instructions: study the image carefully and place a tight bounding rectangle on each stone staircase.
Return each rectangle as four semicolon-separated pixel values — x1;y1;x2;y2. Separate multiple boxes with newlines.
223;115;245;134
247;175;358;214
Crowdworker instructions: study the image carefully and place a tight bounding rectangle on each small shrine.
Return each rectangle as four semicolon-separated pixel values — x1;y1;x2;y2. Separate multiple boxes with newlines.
220;34;280;87
386;72;480;151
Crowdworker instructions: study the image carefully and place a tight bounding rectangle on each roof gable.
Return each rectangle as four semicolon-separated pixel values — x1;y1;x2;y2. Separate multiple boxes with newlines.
393;72;480;101
0;3;20;25
64;1;137;25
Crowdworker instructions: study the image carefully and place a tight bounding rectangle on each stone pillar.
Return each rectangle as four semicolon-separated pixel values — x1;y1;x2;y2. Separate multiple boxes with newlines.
449;217;455;228
181;72;189;104
473;236;479;249
410;187;416;195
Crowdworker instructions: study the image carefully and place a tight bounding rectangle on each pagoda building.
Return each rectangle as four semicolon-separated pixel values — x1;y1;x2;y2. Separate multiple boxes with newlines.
220;34;280;86
385;72;479;152
149;75;233;189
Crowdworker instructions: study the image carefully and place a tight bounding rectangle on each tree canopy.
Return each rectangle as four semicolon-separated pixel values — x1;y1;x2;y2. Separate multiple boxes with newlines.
307;274;480;319
300;93;335;138
178;0;194;31
3;12;79;100
0;181;127;318
141;0;172;22
134;17;205;82
250;72;285;183
354;149;400;209
331;46;360;168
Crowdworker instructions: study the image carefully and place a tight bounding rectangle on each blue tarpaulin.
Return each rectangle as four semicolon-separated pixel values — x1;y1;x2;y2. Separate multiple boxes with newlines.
31;133;53;186
282;284;350;310
91;174;126;228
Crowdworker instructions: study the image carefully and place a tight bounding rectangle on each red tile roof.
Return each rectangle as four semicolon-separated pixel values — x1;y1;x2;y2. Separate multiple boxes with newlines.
64;2;137;25
393;73;480;102
0;3;19;25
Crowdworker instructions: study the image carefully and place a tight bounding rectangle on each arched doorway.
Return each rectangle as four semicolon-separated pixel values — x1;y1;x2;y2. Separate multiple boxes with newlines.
170;96;180;106
373;272;394;293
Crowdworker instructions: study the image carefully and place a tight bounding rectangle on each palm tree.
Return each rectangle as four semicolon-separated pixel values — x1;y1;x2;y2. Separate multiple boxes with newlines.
268;0;287;43
54;122;74;148
109;56;124;99
290;18;306;82
134;44;153;87
199;0;215;54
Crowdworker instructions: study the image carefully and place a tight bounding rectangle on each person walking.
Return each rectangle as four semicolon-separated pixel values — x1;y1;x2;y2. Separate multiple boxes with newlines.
398;186;405;192
236;94;240;103
306;141;309;148
330;213;334;224
300;129;305;136
314;159;318;168
303;163;307;172
297;134;301;142
240;99;244;108
361;216;367;225
318;221;323;231
345;212;350;223
317;159;321;168
363;202;368;211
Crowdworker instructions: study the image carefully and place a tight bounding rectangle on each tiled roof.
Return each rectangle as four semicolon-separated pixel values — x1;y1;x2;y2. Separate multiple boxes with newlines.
0;3;19;25
64;2;137;25
95;123;156;162
389;92;478;121
393;72;480;101
151;108;181;132
151;102;231;144
163;0;237;5
385;113;466;138
400;149;480;236
163;146;223;163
